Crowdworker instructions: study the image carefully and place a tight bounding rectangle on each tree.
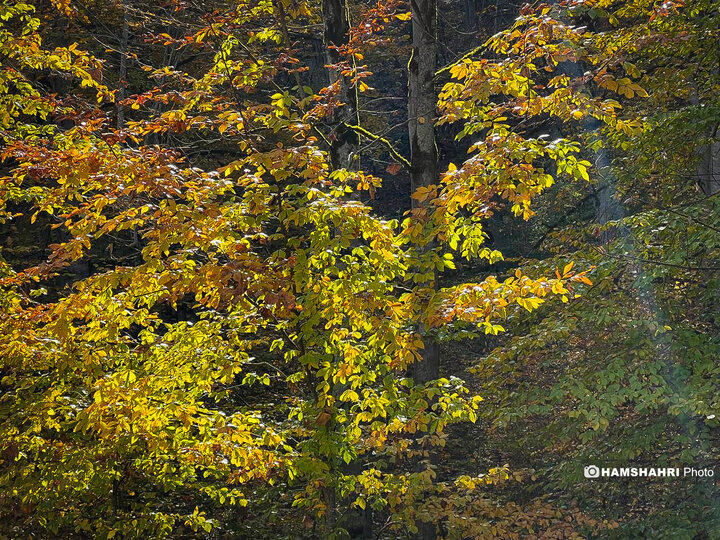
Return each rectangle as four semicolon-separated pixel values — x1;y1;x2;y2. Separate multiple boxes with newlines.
3;0;713;538
321;0;359;171
464;0;720;536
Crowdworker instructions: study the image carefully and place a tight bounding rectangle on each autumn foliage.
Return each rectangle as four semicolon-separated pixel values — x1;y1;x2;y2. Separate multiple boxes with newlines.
1;0;718;537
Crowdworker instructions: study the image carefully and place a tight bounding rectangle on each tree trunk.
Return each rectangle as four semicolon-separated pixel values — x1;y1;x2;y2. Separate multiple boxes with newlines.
408;0;439;538
116;7;129;130
592;132;624;236
320;4;368;537
696;136;720;196
322;0;359;170
689;79;720;196
465;0;477;32
409;0;438;212
408;0;440;390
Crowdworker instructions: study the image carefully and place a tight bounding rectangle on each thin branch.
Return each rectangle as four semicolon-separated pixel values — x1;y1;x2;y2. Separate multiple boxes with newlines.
343;123;411;169
435;45;484;78
592;247;720;272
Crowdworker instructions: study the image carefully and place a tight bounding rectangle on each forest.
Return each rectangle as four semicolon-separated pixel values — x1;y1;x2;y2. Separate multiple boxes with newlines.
0;0;718;537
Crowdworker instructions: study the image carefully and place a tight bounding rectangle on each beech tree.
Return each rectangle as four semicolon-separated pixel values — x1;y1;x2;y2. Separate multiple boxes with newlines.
468;0;720;536
0;0;717;538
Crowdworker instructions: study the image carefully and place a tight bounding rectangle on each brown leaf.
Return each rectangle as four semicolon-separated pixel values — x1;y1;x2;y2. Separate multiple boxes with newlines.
386;163;402;175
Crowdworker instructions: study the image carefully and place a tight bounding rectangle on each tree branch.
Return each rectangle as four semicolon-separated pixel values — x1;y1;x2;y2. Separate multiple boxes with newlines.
343;123;411;170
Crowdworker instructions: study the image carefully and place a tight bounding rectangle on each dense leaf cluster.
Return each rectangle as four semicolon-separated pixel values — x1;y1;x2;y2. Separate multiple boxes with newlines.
0;0;717;538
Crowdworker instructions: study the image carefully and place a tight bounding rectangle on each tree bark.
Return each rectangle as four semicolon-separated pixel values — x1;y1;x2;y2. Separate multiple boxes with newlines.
689;79;720;196
116;7;129;130
322;0;359;170
695;135;720;196
409;0;438;212
408;0;440;387
408;0;439;538
320;4;368;537
465;0;477;32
